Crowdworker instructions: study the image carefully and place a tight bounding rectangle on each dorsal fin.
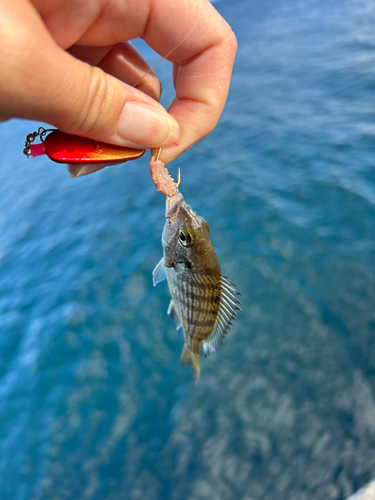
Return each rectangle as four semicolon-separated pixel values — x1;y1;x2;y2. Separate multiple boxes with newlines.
152;257;166;286
202;276;241;357
167;300;182;330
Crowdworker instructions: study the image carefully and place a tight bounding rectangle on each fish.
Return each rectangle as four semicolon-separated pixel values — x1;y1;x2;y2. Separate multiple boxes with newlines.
153;190;241;382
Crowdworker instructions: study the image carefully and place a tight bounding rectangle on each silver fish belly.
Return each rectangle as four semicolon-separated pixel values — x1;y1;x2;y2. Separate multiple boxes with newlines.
153;190;241;381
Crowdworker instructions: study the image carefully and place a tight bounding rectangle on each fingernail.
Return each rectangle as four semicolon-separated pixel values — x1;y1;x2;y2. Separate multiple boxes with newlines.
117;101;180;147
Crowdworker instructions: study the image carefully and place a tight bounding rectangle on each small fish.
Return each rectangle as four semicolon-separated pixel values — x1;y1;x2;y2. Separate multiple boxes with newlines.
153;190;241;382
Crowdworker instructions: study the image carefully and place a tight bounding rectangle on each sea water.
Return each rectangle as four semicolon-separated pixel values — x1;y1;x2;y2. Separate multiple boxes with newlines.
1;0;375;498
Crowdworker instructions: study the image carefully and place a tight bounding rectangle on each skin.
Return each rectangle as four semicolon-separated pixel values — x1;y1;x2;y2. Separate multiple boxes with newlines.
0;0;237;177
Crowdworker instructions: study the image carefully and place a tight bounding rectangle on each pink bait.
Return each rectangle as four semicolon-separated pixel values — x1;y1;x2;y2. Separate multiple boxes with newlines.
150;155;177;197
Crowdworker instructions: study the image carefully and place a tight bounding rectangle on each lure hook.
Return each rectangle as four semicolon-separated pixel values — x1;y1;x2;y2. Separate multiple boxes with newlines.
153;148;180;188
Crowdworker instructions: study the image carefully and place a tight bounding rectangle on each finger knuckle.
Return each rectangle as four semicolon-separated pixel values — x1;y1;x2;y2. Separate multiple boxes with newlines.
227;30;238;55
67;67;112;136
222;29;238;58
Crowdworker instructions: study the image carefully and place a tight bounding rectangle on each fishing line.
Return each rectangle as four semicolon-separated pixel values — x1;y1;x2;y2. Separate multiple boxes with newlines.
133;3;201;89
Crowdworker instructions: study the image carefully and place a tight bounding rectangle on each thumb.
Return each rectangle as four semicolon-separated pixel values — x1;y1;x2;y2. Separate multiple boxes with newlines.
38;50;180;148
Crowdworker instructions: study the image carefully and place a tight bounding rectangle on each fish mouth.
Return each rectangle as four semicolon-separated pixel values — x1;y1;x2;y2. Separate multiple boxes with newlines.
165;190;184;222
163;261;174;268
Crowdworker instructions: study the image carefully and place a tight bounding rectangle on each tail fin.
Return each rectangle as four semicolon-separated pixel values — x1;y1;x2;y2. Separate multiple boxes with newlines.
180;344;200;383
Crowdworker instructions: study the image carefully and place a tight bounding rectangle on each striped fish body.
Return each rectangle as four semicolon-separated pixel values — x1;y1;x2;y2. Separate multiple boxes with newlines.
165;262;222;357
153;191;241;381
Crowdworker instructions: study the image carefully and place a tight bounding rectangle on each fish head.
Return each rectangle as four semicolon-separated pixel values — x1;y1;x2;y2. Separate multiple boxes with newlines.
162;191;220;272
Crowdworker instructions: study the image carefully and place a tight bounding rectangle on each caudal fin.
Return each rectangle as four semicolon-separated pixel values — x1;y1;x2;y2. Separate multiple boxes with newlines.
180;345;200;383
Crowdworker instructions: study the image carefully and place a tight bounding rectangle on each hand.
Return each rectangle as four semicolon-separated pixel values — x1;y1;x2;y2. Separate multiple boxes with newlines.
0;0;237;176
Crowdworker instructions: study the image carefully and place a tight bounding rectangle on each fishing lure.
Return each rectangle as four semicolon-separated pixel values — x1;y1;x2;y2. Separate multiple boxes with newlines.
149;148;179;197
23;128;145;164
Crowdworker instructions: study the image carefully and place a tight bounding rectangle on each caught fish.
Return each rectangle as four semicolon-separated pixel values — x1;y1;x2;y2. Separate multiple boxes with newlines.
153;189;241;382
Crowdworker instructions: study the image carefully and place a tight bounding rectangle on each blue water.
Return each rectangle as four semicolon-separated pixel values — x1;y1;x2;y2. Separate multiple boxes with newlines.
1;0;375;498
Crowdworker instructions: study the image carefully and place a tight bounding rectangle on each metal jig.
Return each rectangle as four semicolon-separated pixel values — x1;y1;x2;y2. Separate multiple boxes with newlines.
23;129;145;164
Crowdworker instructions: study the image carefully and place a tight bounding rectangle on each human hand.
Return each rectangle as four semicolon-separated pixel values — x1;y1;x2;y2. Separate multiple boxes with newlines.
0;0;237;177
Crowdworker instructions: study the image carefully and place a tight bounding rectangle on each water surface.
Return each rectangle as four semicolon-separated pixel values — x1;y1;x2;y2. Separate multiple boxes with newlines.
1;0;375;498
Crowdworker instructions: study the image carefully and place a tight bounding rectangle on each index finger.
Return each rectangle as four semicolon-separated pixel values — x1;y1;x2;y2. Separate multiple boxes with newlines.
143;0;237;163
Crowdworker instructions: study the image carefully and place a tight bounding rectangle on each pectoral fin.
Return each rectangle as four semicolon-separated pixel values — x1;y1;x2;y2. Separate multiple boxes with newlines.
152;258;166;286
180;345;200;383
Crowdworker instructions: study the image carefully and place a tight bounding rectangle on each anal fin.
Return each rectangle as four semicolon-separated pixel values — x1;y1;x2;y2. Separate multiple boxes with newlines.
181;344;200;383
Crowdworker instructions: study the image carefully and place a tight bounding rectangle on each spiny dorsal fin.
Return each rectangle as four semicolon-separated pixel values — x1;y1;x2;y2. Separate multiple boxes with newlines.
202;276;241;357
167;300;182;331
152;257;166;286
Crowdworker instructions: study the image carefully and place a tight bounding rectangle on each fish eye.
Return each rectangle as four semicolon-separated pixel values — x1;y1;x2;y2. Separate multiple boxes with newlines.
178;226;193;247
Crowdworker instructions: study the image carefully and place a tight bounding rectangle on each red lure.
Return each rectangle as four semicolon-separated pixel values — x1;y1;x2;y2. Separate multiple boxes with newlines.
23;129;145;164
